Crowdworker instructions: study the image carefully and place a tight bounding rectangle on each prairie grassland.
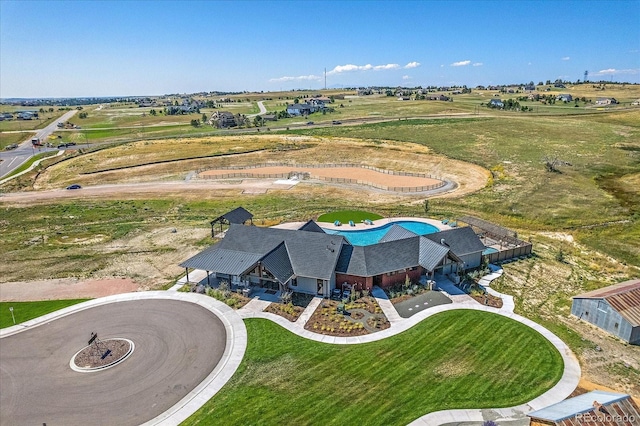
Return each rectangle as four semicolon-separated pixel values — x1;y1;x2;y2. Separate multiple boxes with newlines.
0;131;33;149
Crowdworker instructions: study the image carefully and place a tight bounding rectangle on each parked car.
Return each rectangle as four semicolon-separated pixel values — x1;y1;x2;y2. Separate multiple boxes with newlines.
57;143;67;148
66;142;76;146
66;184;82;190
5;144;18;150
332;120;342;125
306;121;314;125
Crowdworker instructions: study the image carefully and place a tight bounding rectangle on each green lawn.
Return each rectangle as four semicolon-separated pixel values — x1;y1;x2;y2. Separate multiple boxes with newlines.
184;311;563;426
317;210;384;223
0;299;89;329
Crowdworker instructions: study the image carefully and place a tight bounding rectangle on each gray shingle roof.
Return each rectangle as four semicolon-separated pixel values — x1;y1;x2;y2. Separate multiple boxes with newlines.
261;242;294;283
425;227;485;257
180;247;262;275
336;236;451;276
378;224;418;243
181;224;344;281
298;220;326;233
210;207;253;225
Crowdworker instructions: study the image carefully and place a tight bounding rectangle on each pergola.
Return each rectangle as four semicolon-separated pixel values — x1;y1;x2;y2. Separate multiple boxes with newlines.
210;207;253;237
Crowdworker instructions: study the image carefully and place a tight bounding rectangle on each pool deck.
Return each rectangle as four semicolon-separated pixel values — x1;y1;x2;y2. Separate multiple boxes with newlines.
318;216;452;232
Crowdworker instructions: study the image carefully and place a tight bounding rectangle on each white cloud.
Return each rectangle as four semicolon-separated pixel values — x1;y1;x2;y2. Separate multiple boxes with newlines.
404;61;420;69
326;63;401;75
269;74;322;82
402;75;411;80
451;60;471;67
472;62;483;67
373;63;400;71
594;68;640;75
562;56;570;61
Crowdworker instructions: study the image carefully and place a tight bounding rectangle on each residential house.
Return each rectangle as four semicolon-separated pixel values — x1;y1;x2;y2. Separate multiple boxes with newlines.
0;113;13;121
286;103;316;116
571;279;640;344
260;114;277;122
596;97;618;105
209;111;237;128
488;98;504;108
527;390;640;425
556;94;573;102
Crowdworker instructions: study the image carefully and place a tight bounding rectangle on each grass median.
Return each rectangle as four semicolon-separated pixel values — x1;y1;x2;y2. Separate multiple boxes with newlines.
184;310;563;426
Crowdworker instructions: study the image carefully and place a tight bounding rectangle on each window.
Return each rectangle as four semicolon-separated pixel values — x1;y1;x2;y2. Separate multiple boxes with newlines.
291;278;297;287
614;322;619;329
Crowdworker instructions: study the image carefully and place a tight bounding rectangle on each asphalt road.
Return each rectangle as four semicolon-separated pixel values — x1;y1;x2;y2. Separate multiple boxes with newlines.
0;109;78;179
0;299;227;426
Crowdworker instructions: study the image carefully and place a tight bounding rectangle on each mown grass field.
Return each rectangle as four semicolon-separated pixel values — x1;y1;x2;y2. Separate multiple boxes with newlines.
184;312;563;426
0;299;89;329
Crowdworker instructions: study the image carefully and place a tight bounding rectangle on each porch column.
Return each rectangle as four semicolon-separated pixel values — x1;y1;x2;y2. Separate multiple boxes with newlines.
185;267;189;283
207;271;210;287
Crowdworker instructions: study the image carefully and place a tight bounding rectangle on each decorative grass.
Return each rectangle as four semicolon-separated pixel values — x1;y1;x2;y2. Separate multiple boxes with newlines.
184;310;564;426
317;210;384;223
0;299;89;329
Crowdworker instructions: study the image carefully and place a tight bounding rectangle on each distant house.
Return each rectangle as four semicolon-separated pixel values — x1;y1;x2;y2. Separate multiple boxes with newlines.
0;113;13;121
16;111;37;120
397;96;411;101
286;103;316;116
596;97;618;105
524;84;536;92
209;111;237;128
427;94;450;101
571;279;640;344
260;114;277;122
488;98;504;108
527;390;640;425
632;99;640;106
556;94;573;102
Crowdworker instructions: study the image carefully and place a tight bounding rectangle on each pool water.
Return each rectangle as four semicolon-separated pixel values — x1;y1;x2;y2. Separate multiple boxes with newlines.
482;247;498;255
323;220;439;246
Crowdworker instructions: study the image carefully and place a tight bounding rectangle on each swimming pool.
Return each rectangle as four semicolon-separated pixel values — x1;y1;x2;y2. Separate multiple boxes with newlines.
482;247;498;255
323;220;440;246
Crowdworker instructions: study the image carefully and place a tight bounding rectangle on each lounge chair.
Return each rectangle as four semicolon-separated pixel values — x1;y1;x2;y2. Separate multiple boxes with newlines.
449;221;457;227
441;219;449;224
349;220;355;227
334;220;342;226
364;219;373;225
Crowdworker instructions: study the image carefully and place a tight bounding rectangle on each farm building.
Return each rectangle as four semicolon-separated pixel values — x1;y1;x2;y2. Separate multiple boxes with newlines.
571;279;640;345
210;206;253;237
527;390;640;425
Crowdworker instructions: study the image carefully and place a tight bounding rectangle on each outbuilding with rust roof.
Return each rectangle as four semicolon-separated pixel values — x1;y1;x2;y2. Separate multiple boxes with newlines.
571;279;640;345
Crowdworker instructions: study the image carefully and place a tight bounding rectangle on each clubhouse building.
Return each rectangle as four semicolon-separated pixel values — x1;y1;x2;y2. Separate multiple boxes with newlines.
180;219;487;297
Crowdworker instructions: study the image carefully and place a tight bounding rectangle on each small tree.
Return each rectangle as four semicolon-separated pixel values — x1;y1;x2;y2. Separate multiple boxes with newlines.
424;199;429;213
190;119;200;127
280;290;293;305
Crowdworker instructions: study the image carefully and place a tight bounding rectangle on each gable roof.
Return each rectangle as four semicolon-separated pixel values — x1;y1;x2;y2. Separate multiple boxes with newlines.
211;206;253;225
336;236;452;276
573;279;640;327
181;224;344;281
297;220;326;233
527;390;639;422
424;227;485;257
378;224;418;243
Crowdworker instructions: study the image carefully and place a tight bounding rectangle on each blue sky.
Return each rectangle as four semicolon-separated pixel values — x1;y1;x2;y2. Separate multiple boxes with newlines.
1;0;639;98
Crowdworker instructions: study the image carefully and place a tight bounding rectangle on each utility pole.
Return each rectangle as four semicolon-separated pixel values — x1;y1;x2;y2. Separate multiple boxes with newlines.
324;68;327;90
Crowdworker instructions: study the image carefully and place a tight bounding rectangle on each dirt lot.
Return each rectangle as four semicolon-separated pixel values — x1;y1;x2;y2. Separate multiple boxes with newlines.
0;277;141;301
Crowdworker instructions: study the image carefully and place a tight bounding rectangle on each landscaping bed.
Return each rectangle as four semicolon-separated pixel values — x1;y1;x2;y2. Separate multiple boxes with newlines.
179;283;251;309
304;296;389;336
264;292;314;322
469;292;503;308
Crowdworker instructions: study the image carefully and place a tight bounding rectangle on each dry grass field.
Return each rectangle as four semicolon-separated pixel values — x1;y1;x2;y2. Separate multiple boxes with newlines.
1;85;639;400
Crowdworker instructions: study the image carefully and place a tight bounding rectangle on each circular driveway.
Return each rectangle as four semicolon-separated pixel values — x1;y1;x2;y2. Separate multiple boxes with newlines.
0;294;244;426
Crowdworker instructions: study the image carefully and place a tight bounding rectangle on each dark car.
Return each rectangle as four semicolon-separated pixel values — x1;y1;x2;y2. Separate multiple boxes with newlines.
66;184;82;190
306;121;314;125
66;142;76;146
57;143;67;148
332;120;342;125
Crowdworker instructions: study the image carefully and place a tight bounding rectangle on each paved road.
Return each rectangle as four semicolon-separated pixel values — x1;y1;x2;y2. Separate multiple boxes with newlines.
0;299;226;426
0;109;78;178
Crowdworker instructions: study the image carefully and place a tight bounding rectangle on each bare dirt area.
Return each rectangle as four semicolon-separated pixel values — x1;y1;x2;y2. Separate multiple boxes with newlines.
0;277;141;301
200;165;442;189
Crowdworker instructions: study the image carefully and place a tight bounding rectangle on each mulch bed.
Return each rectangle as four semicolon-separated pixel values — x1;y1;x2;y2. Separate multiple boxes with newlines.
264;303;304;321
73;339;131;369
469;293;503;308
304;297;389;336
